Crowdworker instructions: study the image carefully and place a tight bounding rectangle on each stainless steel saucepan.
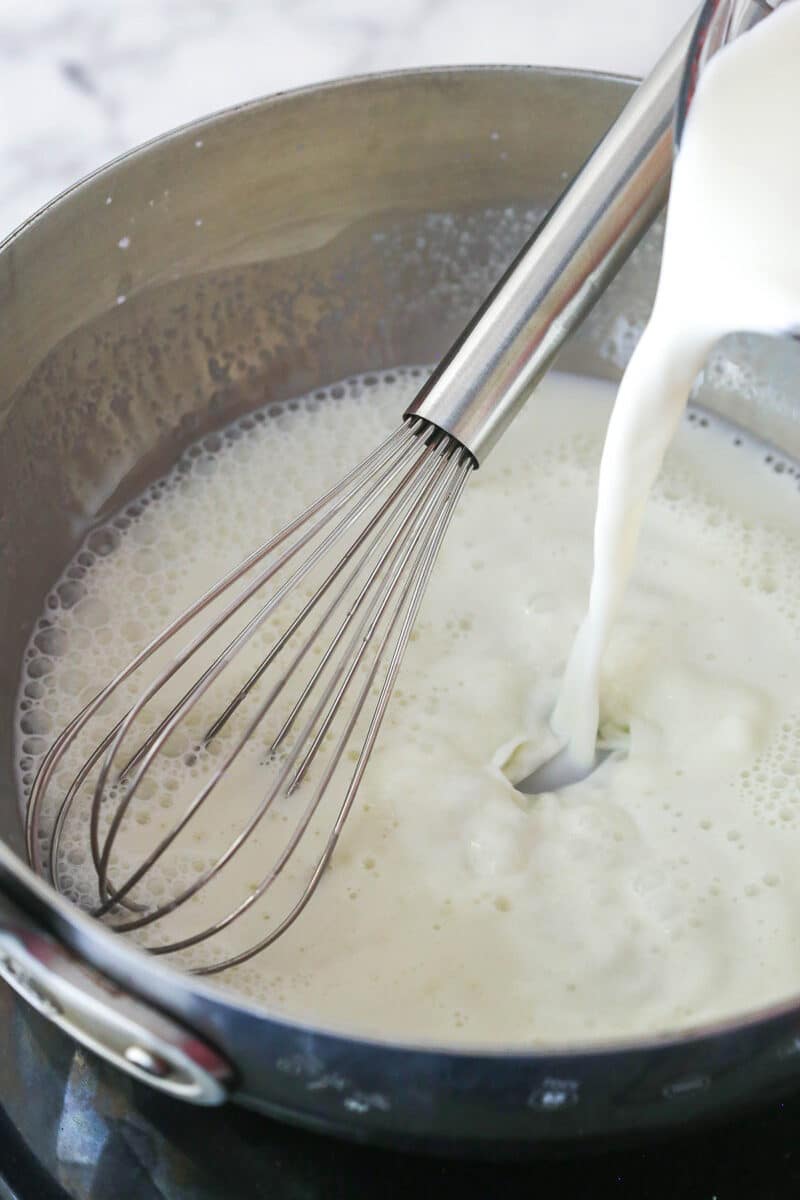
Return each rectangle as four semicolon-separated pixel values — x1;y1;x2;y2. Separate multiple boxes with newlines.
2;0;800;1153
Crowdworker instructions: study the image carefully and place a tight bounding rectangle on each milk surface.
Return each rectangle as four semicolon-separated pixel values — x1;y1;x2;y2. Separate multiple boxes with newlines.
556;2;800;767
17;366;800;1046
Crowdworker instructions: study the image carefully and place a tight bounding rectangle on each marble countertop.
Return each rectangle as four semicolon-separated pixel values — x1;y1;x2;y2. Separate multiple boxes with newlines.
0;0;698;240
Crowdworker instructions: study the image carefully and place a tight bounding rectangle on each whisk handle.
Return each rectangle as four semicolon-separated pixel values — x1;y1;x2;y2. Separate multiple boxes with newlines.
404;2;770;465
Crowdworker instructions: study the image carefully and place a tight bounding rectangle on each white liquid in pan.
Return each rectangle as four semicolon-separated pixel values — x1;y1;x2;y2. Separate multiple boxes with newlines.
16;367;800;1046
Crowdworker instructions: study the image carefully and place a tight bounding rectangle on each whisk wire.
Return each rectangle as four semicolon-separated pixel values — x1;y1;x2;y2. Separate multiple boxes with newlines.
49;429;419;905
29;416;475;973
28;424;414;876
90;424;449;910
202;428;450;747
96;438;464;935
89;425;426;883
91;429;455;920
170;446;471;972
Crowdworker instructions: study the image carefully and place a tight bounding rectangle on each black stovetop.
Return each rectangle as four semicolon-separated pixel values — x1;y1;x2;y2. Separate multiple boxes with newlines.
3;991;800;1200
3;1086;800;1200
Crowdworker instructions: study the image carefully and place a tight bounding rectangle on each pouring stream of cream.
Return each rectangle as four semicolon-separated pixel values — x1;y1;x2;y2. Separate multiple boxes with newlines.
554;2;800;766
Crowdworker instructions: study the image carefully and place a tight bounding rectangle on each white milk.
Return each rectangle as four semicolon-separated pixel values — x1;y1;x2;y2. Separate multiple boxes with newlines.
17;367;800;1046
555;3;800;767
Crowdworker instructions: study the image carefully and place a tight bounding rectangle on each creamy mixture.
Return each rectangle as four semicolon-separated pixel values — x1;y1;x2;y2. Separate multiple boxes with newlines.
16;367;800;1045
15;4;800;1047
556;2;800;767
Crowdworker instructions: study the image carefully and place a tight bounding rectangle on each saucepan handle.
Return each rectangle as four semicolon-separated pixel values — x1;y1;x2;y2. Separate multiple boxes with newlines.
0;896;233;1105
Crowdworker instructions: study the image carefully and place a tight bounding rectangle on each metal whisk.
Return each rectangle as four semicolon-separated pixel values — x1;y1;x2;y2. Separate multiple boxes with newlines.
26;0;774;973
27;420;471;973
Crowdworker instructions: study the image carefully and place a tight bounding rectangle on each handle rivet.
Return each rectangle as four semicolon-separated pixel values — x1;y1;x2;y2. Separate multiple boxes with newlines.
124;1045;171;1078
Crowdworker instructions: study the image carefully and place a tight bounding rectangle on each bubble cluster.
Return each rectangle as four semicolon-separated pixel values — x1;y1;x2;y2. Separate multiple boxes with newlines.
740;712;800;832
